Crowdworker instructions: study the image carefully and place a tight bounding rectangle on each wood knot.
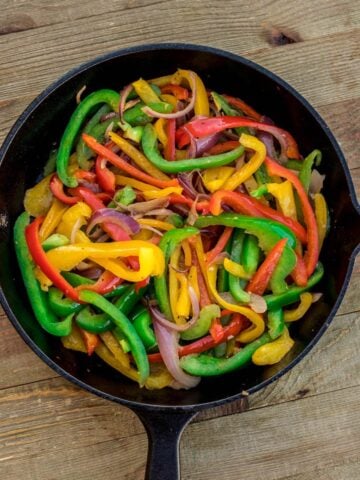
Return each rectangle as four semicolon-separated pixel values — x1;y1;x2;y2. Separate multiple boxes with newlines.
297;388;310;398
262;23;302;46
0;14;36;35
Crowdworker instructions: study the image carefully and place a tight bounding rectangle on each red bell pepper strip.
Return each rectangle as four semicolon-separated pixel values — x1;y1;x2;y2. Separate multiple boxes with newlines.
135;276;150;293
79;328;99;356
74;170;97;182
209;317;225;342
222;94;263;121
291;252;308;287
148;313;246;363
207;140;240;155
265;157;319;276
25;216;81;302
206;227;233;265
50;174;81;205
82;133;179;189
182;116;300;159
95;155;116;194
164;119;176;161
175;129;190;149
246;238;288;295
209;190;307;244
77;270;122;295
168;194;209;212
161;84;189;100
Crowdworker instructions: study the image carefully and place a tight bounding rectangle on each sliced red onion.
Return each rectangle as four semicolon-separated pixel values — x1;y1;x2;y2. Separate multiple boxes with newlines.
86;209;140;235
79;267;103;280
78;181;101;193
134;208;174;218
258;131;276;158
152;317;200;389
309;169;325;194
124;197;169;215
104;121;114;139
139;225;164;237
178;173;197;200
101;111;118;122
249;293;267;313
119;84;133;122
76;85;86;104
142;73;197;120
208;251;231;266
312;293;323;303
76;261;95;271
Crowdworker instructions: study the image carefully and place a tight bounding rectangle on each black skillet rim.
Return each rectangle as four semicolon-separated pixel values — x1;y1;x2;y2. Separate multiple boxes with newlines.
0;42;359;413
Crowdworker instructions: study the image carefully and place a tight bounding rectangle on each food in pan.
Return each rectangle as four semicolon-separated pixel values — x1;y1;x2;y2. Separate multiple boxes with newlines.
14;69;328;389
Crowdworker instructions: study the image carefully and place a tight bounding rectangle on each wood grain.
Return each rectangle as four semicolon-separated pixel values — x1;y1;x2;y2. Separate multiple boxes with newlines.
0;0;359;478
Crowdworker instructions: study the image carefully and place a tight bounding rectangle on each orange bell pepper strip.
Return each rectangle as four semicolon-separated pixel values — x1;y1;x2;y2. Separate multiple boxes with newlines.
265;157;319;276
50;174;81;205
222;94;262;121
160;84;189;100
246;238;288;295
79;328;99;356
82;133;178;189
164;118;176;161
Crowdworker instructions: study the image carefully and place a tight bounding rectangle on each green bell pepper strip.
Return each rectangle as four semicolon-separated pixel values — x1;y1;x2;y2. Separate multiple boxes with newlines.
264;262;324;310
79;290;149;385
154;227;199;321
180;332;272;376
254;164;272;186
195;214;297;252
142;124;245;173
167;213;184;228
114;284;148;315
57;89;120;187
76;104;111;169
299;149;322;193
228;229;250;303
213;342;227;358
43;149;57;176
285;159;302;171
180;304;221;341
267;308;285;339
13;212;72;336
217;238;232;293
75;306;113;334
241;234;261;275
132;307;157;351
48;287;82;317
196;214;297;295
42;233;69;251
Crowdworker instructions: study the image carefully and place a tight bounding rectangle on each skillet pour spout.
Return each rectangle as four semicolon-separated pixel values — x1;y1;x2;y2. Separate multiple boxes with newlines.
0;44;359;480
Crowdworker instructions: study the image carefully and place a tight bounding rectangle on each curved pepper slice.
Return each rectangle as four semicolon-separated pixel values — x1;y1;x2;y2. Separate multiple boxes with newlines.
39;198;68;242
142;124;245;173
284;292;313;322
252;327;294;365
222;134;266;191
171;69;209;117
14;212;73;336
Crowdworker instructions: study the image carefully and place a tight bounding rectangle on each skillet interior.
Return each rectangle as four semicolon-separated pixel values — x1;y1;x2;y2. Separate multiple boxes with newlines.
0;44;358;409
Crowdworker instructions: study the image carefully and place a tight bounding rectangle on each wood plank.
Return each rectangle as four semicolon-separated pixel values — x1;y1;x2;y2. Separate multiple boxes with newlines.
0;382;359;479
181;385;360;480
0;0;164;34
280;462;360;480
0;8;358;108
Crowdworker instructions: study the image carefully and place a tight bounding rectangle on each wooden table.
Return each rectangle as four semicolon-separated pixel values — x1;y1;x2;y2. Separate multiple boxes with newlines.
0;1;359;478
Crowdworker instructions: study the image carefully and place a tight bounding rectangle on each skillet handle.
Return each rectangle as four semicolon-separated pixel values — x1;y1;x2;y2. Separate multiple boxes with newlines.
133;408;198;480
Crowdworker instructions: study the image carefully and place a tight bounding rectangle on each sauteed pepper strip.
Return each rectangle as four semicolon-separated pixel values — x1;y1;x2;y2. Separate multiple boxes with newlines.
14;212;72;336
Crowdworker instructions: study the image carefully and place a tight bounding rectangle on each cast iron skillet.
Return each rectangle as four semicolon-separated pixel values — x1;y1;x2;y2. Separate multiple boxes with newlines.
0;44;359;480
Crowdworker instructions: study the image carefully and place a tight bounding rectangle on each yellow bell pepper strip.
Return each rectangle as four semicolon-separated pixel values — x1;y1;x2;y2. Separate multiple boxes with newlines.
169;246;181;323
252;327;294;365
82;133;178;189
79;290;149;385
181;240;192;267
100;331;131;368
188;265;200;300
223;258;252;280
314;193;328;250
149;74;174;87
137;218;175;232
207;264;265;343
108;131;171;182
171;69;210;117
132;78;163;105
115;175;159;192
160;93;178;108
44;241;164;280
39;198;68;242
266;180;298;221
24;174;53;217
202;166;235;193
175;272;191;319
56;201;92;243
222;134;266;191
141;186;183;200
284;292;313;322
154;118;168;147
61;324;87;352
